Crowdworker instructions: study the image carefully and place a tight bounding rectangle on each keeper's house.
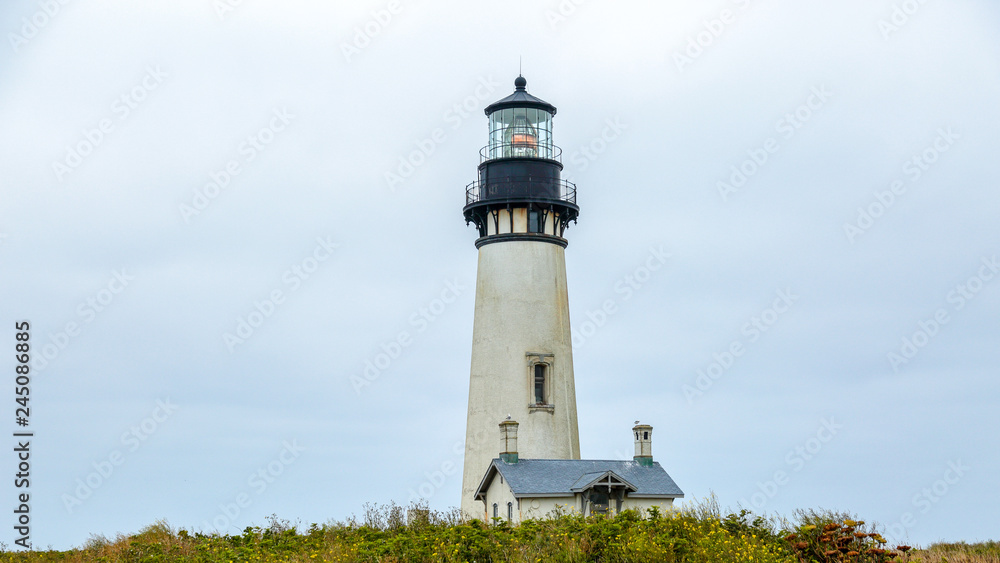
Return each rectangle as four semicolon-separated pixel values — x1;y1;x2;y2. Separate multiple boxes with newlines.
473;420;683;523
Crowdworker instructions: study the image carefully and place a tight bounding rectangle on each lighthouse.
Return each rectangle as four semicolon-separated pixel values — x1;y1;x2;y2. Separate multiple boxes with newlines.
460;76;582;516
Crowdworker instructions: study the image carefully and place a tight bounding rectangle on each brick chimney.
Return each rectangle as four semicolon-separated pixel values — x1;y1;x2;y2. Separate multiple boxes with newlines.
633;422;653;466
499;419;519;463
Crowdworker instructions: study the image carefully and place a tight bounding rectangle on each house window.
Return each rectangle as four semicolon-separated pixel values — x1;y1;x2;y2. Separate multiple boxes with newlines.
507;502;513;521
493;503;498;518
533;364;546;404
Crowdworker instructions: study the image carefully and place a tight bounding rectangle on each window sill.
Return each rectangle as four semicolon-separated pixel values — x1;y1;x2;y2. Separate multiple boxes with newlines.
529;404;555;412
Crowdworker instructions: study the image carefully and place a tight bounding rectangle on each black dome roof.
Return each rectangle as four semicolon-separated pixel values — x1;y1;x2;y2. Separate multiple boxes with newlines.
484;76;557;116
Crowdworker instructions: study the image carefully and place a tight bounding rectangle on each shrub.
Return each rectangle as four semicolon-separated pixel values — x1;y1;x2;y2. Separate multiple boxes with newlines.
783;516;910;563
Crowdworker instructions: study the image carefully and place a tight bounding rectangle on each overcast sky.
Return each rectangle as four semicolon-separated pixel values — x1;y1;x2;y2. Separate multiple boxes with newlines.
1;0;998;551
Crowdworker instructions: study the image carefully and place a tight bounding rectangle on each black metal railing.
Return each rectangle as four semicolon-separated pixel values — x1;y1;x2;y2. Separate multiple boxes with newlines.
480;143;562;164
466;177;577;206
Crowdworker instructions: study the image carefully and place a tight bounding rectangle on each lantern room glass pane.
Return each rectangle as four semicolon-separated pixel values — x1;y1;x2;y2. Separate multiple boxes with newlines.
489;112;502;159
536;111;552;157
504;108;536;158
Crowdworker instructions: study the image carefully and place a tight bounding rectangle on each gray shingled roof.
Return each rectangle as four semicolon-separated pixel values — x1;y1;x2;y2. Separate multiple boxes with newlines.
475;459;684;499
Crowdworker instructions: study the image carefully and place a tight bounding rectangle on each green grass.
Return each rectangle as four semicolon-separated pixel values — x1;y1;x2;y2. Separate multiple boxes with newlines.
901;541;1000;563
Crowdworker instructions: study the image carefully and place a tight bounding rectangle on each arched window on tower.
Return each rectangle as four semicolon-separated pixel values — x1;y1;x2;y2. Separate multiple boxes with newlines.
534;363;547;405
526;353;555;410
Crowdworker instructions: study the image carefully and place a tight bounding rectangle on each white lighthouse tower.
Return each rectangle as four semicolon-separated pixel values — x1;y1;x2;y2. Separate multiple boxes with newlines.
460;76;582;517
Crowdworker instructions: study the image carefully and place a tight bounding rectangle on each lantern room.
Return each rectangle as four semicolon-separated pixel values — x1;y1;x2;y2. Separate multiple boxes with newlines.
485;77;556;160
464;75;579;247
